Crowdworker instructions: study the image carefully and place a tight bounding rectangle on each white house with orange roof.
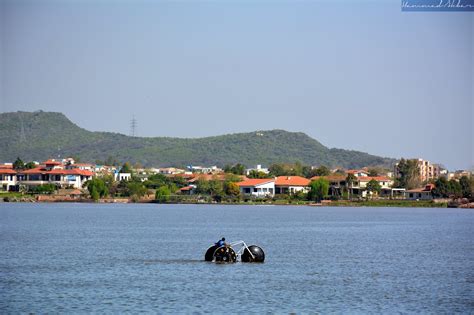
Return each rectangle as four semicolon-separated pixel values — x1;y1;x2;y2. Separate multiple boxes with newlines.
351;176;395;198
0;168;17;191
15;163;93;189
274;176;310;194
405;184;434;200
236;178;275;197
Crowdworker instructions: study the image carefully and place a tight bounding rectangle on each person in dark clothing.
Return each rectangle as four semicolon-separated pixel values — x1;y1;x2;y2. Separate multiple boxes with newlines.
216;237;226;247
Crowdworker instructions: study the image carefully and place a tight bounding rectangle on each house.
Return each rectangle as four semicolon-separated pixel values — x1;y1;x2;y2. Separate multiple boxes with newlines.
16;167;93;189
275;176;310;194
311;175;398;199
179;185;196;195
116;172;131;181
236;178;275;197
353;176;394;198
405;184;434;200
66;163;95;172
0;169;17;191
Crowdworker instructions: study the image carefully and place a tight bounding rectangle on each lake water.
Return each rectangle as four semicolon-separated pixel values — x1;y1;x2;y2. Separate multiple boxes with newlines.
1;203;473;313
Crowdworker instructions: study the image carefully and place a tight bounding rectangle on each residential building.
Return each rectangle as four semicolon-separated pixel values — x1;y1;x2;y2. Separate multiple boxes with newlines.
0;169;17;191
274;176;310;194
236;178;275;197
15;167;93;189
405;184;434;200
353;176;394;198
116;172;131;181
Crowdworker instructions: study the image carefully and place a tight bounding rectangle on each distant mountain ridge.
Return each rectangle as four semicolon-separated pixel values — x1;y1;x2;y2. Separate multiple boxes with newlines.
0;111;396;168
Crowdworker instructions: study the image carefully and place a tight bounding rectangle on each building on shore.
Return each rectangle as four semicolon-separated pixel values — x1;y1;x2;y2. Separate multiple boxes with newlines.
404;184;435;200
236;178;275;197
394;158;441;183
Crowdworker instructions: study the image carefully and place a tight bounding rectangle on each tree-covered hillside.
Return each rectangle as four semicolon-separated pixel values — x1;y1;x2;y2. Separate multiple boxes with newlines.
0;111;395;168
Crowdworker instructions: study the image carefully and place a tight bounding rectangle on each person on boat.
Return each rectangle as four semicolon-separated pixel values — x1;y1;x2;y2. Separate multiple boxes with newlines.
216;237;226;247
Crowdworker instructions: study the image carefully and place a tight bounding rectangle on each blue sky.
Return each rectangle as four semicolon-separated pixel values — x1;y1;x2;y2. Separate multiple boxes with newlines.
1;0;472;170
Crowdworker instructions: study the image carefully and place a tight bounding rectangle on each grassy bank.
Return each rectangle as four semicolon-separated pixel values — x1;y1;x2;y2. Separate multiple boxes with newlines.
326;199;447;208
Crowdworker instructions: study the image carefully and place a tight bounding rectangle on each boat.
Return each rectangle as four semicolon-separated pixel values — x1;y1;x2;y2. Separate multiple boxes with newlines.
204;240;265;263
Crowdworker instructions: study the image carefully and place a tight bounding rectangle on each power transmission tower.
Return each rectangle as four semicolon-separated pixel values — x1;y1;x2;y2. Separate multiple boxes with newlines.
130;116;137;137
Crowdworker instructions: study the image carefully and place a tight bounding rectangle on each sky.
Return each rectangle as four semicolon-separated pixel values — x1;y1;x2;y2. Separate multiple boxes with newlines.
1;0;472;170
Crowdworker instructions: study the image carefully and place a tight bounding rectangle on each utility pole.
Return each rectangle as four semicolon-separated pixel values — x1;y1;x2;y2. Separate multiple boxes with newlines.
130;116;137;137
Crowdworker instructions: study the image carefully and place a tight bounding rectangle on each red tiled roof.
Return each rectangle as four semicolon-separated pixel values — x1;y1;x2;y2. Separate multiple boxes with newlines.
275;176;310;186
43;160;62;165
236;178;274;187
180;186;194;191
0;164;13;169
18;167;93;176
0;169;16;174
20;167;48;174
48;169;94;176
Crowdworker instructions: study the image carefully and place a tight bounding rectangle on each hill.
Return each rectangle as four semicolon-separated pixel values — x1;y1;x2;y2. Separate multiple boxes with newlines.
0;111;396;168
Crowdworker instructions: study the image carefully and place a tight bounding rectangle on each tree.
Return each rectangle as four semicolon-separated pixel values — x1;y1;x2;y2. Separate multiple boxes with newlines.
448;179;462;198
155;186;171;203
394;158;421;189
313;165;330;176
224;173;242;183
368;168;379;177
459;176;472;199
308;178;329;202
121;162;132;173
13;157;25;170
227;164;245;175
366;179;381;198
224;181;241;199
247;170;268;179
195;178;210;194
293;162;304;176
269;163;288;176
127;182;147;199
208;179;224;201
432;177;449;198
345;173;356;200
25;162;36;169
86;178;108;201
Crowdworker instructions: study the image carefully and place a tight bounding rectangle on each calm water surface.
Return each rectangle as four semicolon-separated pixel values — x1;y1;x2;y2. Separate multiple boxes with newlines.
1;203;473;313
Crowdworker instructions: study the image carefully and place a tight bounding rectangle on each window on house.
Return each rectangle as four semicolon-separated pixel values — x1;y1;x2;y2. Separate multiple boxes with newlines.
244;188;250;194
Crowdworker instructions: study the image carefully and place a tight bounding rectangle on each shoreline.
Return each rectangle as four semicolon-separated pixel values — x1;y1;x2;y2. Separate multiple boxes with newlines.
0;196;460;208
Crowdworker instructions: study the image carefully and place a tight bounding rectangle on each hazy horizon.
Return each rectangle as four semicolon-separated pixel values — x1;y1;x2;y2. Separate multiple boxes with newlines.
1;0;472;170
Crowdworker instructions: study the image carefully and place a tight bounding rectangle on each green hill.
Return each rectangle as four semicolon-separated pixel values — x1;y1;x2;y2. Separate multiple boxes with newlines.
0;111;395;168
